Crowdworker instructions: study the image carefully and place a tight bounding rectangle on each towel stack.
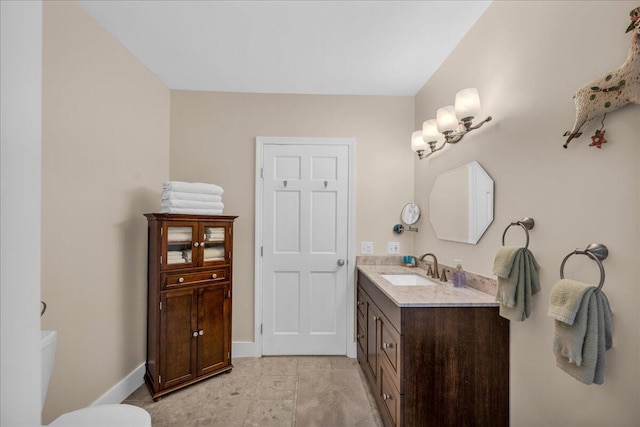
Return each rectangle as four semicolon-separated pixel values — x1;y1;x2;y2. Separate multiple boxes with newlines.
492;246;540;321
161;181;224;215
206;228;225;242
548;279;613;385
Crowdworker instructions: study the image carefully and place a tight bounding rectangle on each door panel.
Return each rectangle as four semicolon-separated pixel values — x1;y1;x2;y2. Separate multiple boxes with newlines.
197;285;228;376
263;143;349;355
160;290;197;389
162;221;198;270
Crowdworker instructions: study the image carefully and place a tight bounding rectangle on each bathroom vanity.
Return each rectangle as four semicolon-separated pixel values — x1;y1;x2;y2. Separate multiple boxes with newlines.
356;265;509;427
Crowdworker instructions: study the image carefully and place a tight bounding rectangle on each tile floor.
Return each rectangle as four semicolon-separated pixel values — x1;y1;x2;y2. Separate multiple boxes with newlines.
124;356;383;427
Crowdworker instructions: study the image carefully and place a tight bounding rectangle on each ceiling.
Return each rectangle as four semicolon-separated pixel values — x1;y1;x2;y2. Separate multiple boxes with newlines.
78;1;491;96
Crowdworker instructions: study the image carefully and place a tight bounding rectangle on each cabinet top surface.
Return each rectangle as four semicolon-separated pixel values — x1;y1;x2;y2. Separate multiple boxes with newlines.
144;213;238;221
358;265;497;308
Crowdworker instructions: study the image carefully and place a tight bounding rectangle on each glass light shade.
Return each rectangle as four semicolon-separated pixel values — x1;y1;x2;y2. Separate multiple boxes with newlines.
411;130;427;152
454;88;481;120
422;119;441;142
436;105;459;133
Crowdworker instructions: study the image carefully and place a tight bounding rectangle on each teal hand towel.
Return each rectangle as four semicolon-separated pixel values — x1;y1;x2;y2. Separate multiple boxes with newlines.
548;279;593;324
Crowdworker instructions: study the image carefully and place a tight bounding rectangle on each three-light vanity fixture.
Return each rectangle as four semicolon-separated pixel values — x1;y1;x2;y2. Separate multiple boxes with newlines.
411;88;492;159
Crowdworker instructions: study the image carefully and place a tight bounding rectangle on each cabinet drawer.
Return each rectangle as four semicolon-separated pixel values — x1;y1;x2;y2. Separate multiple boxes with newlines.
380;315;401;391
380;362;401;427
163;268;228;290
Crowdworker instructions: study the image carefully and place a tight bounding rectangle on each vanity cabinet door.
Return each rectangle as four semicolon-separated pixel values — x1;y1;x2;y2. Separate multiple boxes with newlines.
366;300;381;382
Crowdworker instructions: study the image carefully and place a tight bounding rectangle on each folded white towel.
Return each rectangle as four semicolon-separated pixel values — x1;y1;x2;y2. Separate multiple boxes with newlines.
167;233;193;242
162;191;223;203
161;199;224;210
204;247;224;257
160;208;223;215
163;181;224;195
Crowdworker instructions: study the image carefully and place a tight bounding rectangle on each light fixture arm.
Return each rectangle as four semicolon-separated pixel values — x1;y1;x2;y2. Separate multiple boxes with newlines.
444;115;493;144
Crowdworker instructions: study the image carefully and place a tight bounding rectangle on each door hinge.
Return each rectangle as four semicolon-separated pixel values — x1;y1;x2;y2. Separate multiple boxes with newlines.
160;228;163;236
260;323;263;335
227;289;231;299
159;375;162;383
228;351;230;359
260;168;264;178
229;251;231;259
160;255;163;264
160;301;162;310
260;246;263;257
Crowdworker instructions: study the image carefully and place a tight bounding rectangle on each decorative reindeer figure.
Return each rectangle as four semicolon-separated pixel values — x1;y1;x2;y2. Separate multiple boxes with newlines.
563;7;640;148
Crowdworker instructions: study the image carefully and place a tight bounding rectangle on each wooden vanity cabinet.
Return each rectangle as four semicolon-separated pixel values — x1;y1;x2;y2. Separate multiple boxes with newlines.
145;214;237;400
356;270;509;427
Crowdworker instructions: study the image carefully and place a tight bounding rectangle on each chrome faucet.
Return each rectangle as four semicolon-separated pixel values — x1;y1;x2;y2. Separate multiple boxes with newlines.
419;253;440;280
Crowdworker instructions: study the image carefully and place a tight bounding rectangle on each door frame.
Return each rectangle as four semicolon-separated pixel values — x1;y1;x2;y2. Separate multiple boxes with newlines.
254;137;356;357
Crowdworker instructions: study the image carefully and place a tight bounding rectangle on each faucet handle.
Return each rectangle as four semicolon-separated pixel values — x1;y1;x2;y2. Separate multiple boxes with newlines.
441;269;448;282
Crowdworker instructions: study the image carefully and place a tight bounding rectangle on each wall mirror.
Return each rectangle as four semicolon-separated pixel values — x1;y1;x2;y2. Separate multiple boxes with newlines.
429;161;494;244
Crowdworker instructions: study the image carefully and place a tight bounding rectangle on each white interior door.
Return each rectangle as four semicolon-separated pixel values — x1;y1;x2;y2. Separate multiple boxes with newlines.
261;143;349;355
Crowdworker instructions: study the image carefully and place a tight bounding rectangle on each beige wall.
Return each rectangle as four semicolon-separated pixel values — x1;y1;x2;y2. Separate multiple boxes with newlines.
41;1;170;422
414;1;639;425
170;91;415;341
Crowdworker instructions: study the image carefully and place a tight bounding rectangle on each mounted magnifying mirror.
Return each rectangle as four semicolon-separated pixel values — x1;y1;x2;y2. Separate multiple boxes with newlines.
393;203;421;234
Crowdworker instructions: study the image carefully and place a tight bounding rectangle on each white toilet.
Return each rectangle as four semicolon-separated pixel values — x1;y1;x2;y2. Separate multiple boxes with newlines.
41;331;151;426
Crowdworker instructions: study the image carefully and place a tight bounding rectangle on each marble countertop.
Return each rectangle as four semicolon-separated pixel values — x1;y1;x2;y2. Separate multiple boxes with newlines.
357;264;498;308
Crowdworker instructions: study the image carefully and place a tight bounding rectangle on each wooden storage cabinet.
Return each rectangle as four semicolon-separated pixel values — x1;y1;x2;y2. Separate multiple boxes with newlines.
145;214;237;400
356;270;509;427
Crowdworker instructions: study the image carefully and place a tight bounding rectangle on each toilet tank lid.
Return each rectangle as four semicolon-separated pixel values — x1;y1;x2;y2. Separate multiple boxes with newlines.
41;331;57;350
49;404;151;427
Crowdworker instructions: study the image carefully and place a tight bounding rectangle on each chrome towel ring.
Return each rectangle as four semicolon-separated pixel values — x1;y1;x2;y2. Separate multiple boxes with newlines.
502;217;535;249
560;243;609;292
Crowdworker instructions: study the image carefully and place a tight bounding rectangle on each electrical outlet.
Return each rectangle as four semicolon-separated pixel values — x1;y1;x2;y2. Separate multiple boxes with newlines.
387;242;400;254
360;242;374;254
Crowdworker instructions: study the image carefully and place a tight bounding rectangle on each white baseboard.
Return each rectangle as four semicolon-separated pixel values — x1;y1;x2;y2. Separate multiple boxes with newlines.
91;362;145;406
232;341;260;358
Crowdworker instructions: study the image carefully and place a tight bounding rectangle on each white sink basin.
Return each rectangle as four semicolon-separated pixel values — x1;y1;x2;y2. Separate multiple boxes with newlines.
381;274;437;286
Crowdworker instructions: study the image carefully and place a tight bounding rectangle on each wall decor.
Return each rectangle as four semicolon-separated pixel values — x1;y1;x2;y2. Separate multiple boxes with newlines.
563;6;640;148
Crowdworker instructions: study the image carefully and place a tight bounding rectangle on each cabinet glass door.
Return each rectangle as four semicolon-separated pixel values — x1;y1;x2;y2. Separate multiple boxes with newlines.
163;223;197;270
200;224;228;266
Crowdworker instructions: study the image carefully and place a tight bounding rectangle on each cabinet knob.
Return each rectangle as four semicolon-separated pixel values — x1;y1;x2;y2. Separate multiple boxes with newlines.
201;242;205;246
198;330;204;336
383;394;392;401
178;277;184;283
357;334;364;339
357;301;362;306
193;242;200;247
373;315;377;321
211;273;217;279
383;342;394;349
192;331;198;337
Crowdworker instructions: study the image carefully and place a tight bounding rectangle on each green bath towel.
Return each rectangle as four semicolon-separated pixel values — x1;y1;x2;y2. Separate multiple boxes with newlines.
553;289;613;385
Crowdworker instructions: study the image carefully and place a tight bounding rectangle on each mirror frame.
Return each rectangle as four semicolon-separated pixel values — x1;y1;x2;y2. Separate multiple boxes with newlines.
401;203;421;226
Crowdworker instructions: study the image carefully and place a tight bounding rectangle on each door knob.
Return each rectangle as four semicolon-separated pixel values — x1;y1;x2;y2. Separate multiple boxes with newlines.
337;259;345;266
